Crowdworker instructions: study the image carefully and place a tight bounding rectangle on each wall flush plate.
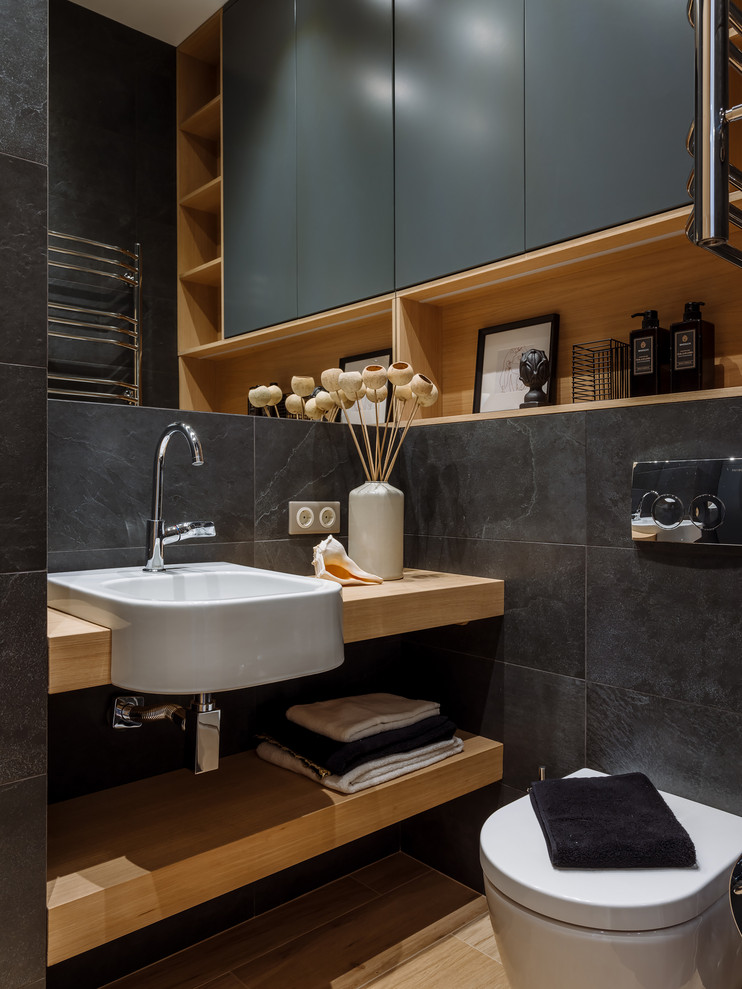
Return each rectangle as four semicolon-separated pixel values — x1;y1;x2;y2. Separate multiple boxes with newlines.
288;501;341;535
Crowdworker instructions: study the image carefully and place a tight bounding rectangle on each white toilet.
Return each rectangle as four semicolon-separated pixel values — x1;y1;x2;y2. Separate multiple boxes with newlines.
480;769;742;989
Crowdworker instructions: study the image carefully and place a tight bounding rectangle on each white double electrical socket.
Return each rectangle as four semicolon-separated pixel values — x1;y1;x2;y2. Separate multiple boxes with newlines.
288;500;341;535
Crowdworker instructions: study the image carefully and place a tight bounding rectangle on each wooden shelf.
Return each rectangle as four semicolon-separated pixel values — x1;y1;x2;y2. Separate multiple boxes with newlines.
47;569;504;694
47;733;503;964
180;94;221;142
177;203;742;420
180;256;222;287
179;175;221;214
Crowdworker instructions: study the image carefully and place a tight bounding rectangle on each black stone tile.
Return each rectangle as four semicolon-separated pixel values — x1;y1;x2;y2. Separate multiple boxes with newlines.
0;365;46;573
253;828;399;914
48;540;254;574
48;683;256;802
0;155;47;367
586;395;742;548
254;417;361;540
134;35;176;146
47;881;256;989
135;216;176;297
48;402;254;555
405;534;585;677
502;664;585;791
0;572;47;787
140;370;180;412
397;412;587;544
0;0;47;163
392;645;503;740
135;142;177;226
254;537;324;577
587;545;742;710
0;777;46;988
587;682;742;816
401;782;520;893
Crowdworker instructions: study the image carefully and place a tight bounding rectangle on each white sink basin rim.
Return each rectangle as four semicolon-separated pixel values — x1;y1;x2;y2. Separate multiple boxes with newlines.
48;562;344;694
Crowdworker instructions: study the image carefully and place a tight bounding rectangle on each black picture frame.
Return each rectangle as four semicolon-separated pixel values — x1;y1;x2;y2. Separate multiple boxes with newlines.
472;314;559;413
339;349;392;423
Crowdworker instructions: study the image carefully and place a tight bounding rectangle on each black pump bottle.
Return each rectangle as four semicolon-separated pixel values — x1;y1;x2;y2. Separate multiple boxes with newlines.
629;310;670;397
670;301;715;393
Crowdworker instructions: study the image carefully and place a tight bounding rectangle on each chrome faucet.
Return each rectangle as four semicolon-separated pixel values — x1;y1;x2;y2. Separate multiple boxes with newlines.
144;422;216;572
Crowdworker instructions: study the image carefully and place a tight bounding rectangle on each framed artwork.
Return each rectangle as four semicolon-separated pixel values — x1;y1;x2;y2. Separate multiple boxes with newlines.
472;314;559;413
339;349;392;424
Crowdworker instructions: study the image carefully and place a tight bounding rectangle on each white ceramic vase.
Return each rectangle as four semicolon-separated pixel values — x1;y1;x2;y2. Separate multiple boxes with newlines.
347;481;404;580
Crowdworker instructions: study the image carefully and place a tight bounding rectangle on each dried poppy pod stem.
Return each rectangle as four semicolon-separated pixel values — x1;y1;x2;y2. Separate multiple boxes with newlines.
267;383;283;417
285;393;304;418
366;384;388;478
381;383;413;478
338;371;374;472
314;389;336;417
335;391;371;481
410;372;434;398
291;375;315;398
304;397;323;421
388;361;413;386
248;384;273;416
383;383;439;481
362;364;388;391
321;367;343;392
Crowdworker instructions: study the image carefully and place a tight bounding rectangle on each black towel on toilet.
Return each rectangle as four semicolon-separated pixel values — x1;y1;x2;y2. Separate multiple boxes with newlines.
529;773;697;869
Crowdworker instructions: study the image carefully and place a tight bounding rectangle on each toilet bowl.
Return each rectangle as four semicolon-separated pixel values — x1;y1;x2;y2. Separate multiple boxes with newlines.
480;769;742;989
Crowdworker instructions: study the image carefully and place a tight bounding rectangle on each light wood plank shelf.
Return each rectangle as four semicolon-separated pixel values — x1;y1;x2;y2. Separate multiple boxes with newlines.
180;256;222;287
47;569;504;694
180;94;221;141
47;733;503;964
180;175;221;214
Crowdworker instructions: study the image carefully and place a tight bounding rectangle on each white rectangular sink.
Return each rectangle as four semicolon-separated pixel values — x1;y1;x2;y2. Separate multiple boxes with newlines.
48;562;344;694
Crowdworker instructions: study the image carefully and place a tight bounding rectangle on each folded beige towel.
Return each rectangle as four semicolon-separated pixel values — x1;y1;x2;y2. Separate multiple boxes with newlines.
285;692;440;742
256;735;463;794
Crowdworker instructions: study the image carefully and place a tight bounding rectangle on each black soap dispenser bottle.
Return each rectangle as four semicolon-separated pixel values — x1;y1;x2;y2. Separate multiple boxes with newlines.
670;301;715;393
629;310;670;397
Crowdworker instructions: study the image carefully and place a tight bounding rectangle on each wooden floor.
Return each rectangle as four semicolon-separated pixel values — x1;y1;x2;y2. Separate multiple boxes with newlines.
104;853;511;989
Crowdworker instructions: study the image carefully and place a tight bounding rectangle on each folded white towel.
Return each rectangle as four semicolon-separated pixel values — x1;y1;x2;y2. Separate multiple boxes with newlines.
256;735;464;794
285;692;440;742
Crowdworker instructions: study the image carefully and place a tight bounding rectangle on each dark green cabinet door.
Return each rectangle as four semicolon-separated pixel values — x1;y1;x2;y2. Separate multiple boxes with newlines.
525;0;694;251
296;0;393;317
394;0;525;288
223;0;297;336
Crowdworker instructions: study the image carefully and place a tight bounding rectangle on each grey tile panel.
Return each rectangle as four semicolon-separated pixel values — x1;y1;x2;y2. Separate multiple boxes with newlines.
48;402;255;555
0;365;47;574
405;534;585;678
0;573;47;788
398;413;587;544
0;777;47;989
587;682;742;817
0;155;47;368
585;396;742;548
0;0;47;163
587;545;742;711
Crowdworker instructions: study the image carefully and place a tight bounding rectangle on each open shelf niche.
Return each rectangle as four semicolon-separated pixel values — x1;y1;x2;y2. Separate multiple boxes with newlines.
178;204;742;421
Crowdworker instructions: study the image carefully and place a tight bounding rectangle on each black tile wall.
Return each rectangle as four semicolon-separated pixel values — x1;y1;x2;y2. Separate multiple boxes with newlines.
0;778;47;989
0;5;48;987
49;0;178;409
0;0;47;164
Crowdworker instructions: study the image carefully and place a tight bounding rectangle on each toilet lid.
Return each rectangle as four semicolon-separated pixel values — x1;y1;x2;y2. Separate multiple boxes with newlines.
480;769;742;931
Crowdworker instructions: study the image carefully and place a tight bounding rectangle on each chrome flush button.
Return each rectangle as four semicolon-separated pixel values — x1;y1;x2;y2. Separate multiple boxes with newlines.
651;494;685;529
690;494;725;530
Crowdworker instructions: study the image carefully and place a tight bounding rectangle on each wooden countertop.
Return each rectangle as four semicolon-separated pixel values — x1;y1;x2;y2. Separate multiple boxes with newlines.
47;568;504;693
47;733;503;964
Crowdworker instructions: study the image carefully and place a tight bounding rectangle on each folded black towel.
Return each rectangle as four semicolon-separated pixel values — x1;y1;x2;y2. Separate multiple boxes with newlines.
530;772;697;869
257;714;456;778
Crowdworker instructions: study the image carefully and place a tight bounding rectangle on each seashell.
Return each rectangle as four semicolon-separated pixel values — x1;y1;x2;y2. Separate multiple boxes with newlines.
362;364;388;390
388;361;413;386
321;367;343;392
285;393;304;416
394;384;413;403
291;375;315;398
411;373;434;397
312;535;383;586
417;383;439;408
338;370;363;398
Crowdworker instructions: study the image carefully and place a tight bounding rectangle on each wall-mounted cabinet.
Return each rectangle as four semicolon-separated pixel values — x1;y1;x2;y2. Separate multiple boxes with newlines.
222;0;394;337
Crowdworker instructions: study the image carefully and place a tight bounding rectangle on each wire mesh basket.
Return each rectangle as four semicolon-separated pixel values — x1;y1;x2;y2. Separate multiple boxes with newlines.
572;339;630;403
